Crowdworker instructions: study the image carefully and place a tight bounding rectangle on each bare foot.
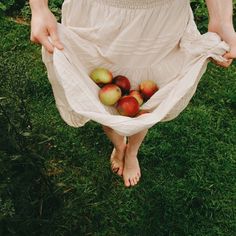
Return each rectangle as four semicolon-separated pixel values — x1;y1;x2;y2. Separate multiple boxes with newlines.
110;139;126;176
123;147;141;187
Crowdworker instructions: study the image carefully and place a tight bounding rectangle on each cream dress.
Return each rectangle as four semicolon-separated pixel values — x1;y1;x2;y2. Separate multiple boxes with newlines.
42;0;229;136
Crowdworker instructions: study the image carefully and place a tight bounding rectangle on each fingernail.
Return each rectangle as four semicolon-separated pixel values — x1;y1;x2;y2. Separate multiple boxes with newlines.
58;43;64;50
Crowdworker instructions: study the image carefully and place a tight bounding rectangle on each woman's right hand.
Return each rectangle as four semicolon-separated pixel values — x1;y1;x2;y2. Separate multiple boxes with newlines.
30;7;64;53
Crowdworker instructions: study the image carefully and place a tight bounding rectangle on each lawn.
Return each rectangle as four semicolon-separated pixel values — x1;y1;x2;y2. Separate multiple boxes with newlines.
0;16;235;236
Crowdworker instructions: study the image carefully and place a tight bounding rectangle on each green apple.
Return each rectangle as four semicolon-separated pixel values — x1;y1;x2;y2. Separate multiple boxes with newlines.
99;84;122;106
90;67;113;84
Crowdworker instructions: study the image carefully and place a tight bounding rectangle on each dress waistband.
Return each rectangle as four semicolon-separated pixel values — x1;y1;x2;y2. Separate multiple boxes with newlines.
94;0;174;9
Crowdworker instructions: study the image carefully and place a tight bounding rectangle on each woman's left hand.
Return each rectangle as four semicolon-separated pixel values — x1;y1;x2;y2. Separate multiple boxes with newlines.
209;24;236;68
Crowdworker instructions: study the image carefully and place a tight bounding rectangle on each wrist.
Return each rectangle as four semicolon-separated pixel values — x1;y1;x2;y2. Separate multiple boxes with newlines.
211;24;236;46
29;0;48;4
30;0;49;13
208;21;235;33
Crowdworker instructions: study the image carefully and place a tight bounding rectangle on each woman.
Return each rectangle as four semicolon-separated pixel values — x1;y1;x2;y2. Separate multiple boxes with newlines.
29;0;235;187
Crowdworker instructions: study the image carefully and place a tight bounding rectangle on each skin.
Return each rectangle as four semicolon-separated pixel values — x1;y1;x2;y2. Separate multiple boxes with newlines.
206;0;236;67
30;0;236;187
30;0;63;53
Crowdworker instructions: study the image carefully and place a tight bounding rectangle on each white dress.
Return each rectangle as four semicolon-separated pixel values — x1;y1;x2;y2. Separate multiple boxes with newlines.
42;0;229;136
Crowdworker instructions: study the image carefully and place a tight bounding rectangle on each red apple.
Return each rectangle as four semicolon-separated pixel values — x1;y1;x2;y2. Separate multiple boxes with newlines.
116;96;139;117
113;75;131;95
139;80;159;101
135;110;150;117
90;67;113;84
129;90;144;106
99;84;122;106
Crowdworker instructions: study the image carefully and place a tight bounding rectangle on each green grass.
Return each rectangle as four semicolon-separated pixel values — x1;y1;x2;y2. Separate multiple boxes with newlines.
0;17;235;236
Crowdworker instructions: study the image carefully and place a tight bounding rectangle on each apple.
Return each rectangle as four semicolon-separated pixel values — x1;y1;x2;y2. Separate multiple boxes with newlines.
90;67;113;84
139;80;159;101
113;75;131;95
99;84;122;106
116;96;139;117
129;90;144;106
135;110;150;117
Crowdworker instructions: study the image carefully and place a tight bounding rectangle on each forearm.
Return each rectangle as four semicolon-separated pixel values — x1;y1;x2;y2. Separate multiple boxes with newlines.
29;0;49;12
205;0;236;63
206;0;234;31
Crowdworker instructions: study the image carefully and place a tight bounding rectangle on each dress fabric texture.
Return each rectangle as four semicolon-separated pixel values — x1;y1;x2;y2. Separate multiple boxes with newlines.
42;0;229;136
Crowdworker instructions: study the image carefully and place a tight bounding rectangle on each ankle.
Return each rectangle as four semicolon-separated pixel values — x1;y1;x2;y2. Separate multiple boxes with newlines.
115;143;126;153
126;144;138;157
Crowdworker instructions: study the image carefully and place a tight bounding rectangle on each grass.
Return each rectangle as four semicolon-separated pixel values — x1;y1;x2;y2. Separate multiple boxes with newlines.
0;16;235;236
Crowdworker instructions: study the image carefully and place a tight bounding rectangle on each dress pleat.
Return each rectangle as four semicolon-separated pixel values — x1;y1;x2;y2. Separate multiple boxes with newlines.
42;0;229;136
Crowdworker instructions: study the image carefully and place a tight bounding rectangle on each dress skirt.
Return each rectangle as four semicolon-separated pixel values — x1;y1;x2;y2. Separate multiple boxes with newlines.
42;0;229;136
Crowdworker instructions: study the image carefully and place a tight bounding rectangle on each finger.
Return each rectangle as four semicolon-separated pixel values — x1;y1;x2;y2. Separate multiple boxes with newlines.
40;37;54;53
50;28;64;50
219;58;233;67
214;61;231;68
215;60;232;68
223;47;236;60
210;58;222;67
224;50;236;62
224;52;232;60
210;58;233;68
30;34;40;44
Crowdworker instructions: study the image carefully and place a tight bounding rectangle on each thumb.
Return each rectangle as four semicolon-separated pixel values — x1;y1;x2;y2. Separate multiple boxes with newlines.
49;27;64;50
224;52;233;60
223;46;236;60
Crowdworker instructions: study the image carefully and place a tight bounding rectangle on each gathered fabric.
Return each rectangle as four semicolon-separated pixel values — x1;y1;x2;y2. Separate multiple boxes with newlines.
42;0;229;136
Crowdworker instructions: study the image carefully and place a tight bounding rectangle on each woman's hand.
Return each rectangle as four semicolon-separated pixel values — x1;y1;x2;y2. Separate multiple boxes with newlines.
206;0;235;68
30;7;64;53
209;23;236;68
217;24;236;67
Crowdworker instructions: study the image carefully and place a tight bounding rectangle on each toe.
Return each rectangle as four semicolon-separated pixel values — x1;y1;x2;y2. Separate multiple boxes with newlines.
128;178;133;187
132;178;137;186
124;177;130;187
129;178;133;186
112;165;118;171
117;168;123;176
130;178;136;186
111;161;115;169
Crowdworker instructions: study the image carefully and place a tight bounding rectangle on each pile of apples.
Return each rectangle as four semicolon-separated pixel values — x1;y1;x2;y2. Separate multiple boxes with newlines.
90;67;159;117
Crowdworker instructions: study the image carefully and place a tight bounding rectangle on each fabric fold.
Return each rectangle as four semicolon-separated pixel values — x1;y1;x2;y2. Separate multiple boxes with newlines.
42;0;229;136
